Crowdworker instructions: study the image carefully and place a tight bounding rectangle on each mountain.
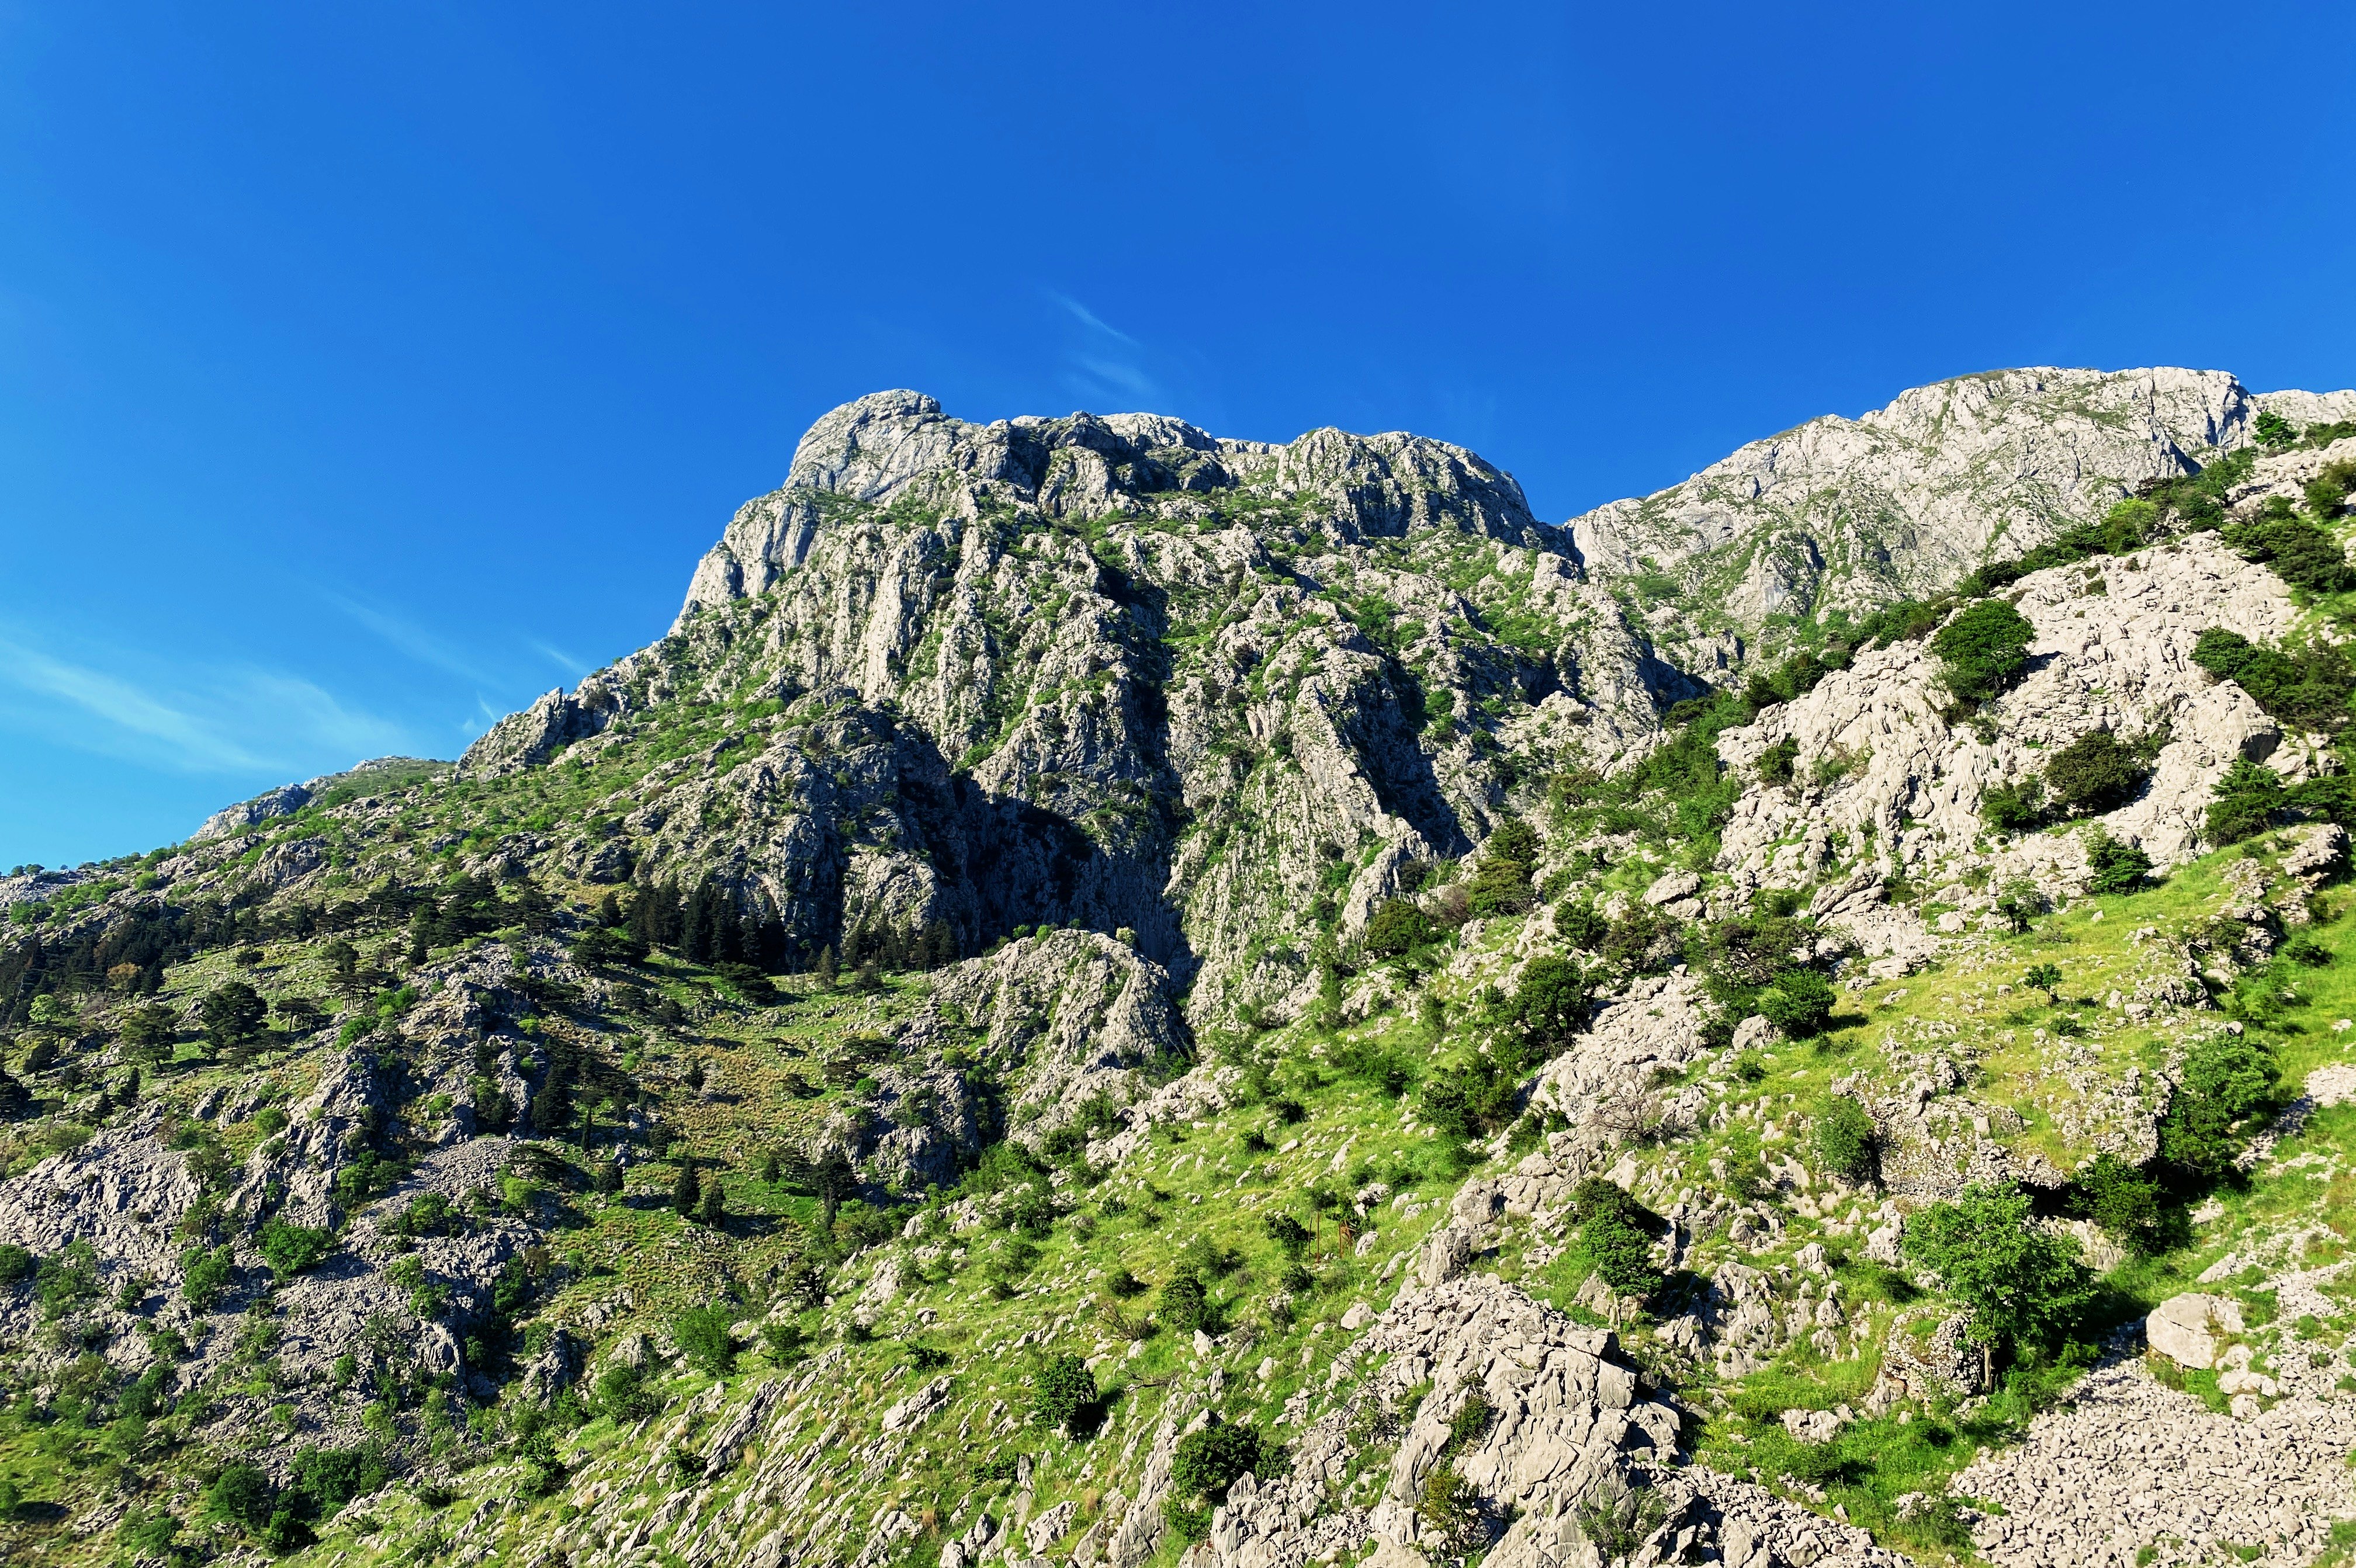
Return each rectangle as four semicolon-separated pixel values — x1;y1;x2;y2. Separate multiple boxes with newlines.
2;369;2356;1568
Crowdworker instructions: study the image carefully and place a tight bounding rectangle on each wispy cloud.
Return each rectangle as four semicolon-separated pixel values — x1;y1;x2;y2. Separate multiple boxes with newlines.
529;639;587;679
1045;290;1138;345
0;634;409;776
325;593;500;685
1045;291;1170;411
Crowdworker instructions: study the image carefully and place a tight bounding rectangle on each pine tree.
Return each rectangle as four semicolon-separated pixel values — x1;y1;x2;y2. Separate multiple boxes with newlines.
597;889;622;928
673;1161;701;1217
682;880;716;963
815;945;837;988
514;879;554;935
754;896;788;972
697;1174;727;1229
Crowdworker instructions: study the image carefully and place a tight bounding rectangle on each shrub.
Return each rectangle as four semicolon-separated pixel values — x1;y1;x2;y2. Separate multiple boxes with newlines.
2157;1032;2278;1182
2223;499;2355;594
1465;856;1536;919
1159;1270;1210;1334
1363;899;1431;958
1419;1469;1488;1555
2208;757;2285;845
35;1239;99;1316
1757;737;1799;786
2045;730;2149;816
2192;627;2355;733
1813;1097;1877;1183
1758;970;1836;1038
1980;778;2043;835
593;1361;661;1421
1931;599;2036;705
286;1444;389;1520
0;1244;31;1285
1995;877;2046;933
205;1462;275;1531
1171;1417;1261;1508
2307;457;2356;519
1901;1183;2092;1374
258;1220;337;1279
1263;1213;1311;1255
1032;1352;1097;1437
1446;1391;1496;1451
2083;829;2154;894
1509;956;1589;1050
673;1304;740;1377
2070;1152;2160;1248
1569;1178;1662;1298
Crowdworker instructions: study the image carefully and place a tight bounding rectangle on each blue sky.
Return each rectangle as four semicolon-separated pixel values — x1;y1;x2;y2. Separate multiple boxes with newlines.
4;1;2353;869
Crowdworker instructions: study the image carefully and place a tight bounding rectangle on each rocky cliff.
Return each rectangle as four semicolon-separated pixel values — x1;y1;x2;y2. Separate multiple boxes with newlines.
5;367;2356;1568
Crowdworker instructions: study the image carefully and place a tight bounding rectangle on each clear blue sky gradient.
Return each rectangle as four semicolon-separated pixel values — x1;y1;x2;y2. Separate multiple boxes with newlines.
4;1;2353;868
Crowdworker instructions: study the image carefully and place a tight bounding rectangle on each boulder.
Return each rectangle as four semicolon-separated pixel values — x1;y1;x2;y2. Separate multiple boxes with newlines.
2146;1292;2244;1370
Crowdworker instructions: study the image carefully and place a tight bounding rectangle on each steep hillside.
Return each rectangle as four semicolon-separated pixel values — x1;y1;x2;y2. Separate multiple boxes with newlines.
1567;366;2356;667
4;373;2356;1568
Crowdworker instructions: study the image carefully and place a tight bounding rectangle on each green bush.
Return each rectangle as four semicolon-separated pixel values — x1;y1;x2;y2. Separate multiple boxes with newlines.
205;1461;275;1531
1812;1097;1877;1182
2070;1152;2160;1249
1465;854;1536;918
1758;969;1836;1038
1171;1417;1261;1510
258;1220;337;1279
1159;1270;1211;1334
673;1304;740;1377
1363;899;1432;958
1570;1178;1662;1298
2191;627;2355;733
1032;1352;1097;1437
2083;829;2154;895
1446;1391;1496;1451
286;1444;389;1520
2045;730;2149;816
2208;757;2285;844
593;1360;662;1420
1757;737;1799;786
35;1239;99;1317
2306;457;2356;519
2223;498;2355;594
0;1244;31;1285
2157;1032;2278;1182
1263;1213;1311;1255
1980;778;2043;834
1932;599;2036;705
1901;1184;2092;1370
1995;877;2047;932
1509;956;1589;1050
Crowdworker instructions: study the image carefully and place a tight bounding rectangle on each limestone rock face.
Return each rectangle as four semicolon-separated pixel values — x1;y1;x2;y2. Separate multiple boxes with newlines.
1568;366;2299;653
1713;531;2310;903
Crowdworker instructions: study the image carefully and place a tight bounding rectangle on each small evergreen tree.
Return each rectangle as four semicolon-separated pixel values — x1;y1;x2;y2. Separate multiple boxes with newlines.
1032;1352;1097;1436
673;1161;701;1218
1932;599;2037;705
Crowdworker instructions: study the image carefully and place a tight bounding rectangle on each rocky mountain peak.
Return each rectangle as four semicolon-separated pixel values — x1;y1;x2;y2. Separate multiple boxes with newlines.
11;362;2356;1568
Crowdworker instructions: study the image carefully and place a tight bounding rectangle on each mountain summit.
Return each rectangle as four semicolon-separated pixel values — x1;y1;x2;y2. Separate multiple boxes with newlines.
4;366;2356;1568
